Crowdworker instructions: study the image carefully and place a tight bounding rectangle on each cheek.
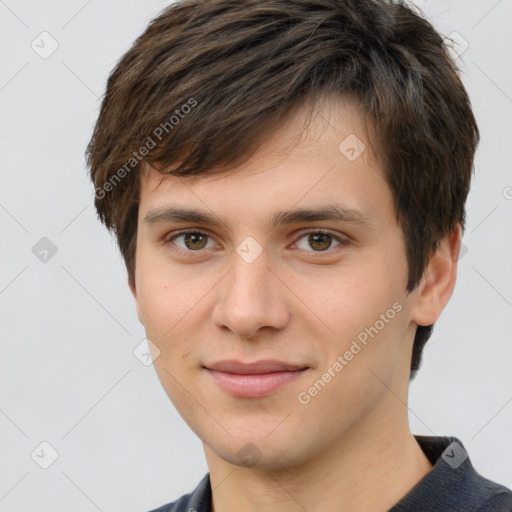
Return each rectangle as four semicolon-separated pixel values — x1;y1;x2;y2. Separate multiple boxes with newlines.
316;264;401;328
136;270;204;402
134;255;215;369
313;268;409;372
136;254;200;329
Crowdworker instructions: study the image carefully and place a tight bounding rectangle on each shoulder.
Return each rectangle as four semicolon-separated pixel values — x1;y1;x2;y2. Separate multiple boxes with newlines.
144;473;211;512
391;436;512;511
145;496;189;512
145;493;193;512
473;477;512;512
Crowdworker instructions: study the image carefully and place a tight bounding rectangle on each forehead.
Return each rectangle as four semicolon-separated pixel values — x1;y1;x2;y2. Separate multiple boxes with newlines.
138;95;389;224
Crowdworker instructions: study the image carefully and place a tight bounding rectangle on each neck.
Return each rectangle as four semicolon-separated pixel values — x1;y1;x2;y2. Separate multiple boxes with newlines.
204;392;433;512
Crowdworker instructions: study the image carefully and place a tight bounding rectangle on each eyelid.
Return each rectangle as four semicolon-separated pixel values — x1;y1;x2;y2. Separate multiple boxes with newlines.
293;227;350;242
164;227;350;255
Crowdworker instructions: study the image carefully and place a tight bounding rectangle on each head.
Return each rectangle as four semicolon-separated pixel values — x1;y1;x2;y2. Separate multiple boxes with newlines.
86;0;478;469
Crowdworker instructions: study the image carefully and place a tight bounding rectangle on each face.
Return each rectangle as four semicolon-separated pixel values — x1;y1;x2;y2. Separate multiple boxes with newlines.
131;96;428;471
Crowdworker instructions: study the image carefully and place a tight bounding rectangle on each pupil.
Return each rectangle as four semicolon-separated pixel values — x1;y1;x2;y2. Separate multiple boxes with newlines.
310;233;331;251
186;233;207;250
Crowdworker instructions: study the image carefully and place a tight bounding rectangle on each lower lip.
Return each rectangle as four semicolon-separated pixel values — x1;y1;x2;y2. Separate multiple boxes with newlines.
205;368;308;398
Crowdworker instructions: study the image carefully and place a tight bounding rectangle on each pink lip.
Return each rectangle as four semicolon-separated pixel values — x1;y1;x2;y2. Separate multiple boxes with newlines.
204;360;309;398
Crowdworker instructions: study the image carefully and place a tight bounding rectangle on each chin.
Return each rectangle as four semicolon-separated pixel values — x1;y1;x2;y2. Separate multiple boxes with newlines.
206;432;311;472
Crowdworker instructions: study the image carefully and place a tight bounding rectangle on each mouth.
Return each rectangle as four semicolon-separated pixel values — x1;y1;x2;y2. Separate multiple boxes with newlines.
203;359;310;398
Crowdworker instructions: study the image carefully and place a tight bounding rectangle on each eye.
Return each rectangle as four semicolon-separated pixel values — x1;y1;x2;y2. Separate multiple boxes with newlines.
164;228;349;256
166;230;216;254
294;229;347;252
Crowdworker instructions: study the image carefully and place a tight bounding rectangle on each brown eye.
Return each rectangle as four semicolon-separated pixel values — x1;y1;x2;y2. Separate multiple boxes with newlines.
295;230;346;252
168;231;215;253
308;233;333;251
182;232;208;250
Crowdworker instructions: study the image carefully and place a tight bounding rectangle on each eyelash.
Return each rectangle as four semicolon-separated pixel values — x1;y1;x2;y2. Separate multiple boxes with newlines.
164;228;349;256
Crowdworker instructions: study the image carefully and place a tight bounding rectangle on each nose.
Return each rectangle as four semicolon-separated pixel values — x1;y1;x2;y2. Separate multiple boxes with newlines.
211;248;291;340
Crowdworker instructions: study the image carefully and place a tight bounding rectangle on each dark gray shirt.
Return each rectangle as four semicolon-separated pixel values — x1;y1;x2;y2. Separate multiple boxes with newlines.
147;436;512;512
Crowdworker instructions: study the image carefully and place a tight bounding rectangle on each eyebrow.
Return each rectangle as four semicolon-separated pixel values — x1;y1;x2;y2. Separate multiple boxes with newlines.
143;203;375;230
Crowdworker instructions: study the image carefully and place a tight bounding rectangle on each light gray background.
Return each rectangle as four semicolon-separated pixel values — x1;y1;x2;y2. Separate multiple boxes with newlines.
1;1;511;511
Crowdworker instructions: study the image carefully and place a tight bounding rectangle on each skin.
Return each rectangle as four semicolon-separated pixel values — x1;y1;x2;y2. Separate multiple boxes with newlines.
130;95;461;512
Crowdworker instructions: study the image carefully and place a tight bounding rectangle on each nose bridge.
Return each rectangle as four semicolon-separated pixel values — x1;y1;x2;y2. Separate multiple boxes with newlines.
228;241;271;304
212;239;289;337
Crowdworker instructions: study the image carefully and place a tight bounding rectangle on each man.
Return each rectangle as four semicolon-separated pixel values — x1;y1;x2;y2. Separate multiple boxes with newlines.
86;0;512;510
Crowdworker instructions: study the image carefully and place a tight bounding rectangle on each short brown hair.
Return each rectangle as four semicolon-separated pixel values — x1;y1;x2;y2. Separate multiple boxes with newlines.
86;0;479;379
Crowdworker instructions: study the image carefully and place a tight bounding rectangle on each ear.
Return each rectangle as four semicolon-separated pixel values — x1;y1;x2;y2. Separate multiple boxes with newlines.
129;275;144;326
411;224;462;327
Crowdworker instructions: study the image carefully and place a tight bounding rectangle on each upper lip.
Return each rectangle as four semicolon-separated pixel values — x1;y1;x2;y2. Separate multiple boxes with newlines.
204;359;309;375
